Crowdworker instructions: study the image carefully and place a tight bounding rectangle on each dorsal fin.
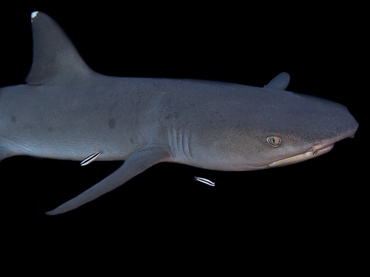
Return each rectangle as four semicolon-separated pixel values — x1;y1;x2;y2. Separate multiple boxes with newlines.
265;72;290;90
26;11;95;85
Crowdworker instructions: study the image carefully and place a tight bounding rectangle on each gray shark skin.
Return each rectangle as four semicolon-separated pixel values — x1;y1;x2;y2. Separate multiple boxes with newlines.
0;12;358;215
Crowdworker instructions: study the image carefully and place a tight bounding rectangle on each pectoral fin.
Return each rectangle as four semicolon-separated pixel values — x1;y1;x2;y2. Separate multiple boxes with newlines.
46;147;169;215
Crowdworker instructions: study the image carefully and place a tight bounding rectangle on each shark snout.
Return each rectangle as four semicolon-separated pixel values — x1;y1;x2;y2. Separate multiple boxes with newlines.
313;118;358;151
268;120;358;168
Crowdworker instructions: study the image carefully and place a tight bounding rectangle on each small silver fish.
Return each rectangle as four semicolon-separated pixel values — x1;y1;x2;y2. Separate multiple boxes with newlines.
80;152;101;166
194;176;215;187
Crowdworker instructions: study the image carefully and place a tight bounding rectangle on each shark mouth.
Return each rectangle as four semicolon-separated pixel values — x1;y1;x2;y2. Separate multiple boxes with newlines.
267;125;358;168
268;143;334;168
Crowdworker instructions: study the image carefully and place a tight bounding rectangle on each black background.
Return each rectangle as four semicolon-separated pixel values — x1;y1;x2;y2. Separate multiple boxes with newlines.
0;2;366;272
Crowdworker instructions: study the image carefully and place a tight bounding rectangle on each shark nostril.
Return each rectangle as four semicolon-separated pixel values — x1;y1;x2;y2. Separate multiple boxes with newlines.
309;147;316;155
311;143;335;156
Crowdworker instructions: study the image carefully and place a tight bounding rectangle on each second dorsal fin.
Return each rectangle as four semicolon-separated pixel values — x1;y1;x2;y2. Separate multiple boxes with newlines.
26;11;95;85
265;72;290;90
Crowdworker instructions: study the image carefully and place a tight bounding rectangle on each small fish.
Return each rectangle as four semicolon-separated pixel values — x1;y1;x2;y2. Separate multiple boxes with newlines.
80;152;101;166
194;176;215;187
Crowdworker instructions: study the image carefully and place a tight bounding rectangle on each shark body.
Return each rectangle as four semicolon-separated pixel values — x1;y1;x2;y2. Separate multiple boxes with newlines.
0;12;358;215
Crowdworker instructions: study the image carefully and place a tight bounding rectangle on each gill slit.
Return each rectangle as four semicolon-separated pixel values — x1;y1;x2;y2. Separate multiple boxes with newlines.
168;125;193;161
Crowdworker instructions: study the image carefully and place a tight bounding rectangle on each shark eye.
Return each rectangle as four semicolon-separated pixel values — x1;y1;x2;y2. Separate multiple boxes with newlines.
267;136;282;147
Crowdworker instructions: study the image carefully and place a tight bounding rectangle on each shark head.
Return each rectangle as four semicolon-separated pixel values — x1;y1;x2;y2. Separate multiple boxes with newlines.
261;93;358;169
187;75;358;171
253;94;358;169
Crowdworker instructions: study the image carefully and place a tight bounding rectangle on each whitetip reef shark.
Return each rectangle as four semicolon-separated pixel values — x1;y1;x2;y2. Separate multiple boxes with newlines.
0;12;358;215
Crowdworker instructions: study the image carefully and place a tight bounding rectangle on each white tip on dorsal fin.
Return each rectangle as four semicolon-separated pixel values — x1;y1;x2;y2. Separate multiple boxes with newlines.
26;11;95;85
265;72;290;90
31;11;39;22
